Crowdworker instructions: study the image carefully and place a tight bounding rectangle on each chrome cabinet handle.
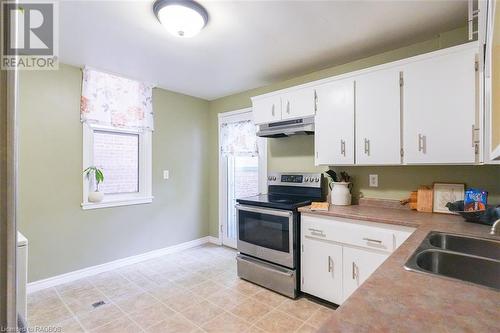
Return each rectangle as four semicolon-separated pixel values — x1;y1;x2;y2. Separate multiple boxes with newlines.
352;262;359;284
418;134;426;153
314;90;318;112
308;228;326;237
286;100;290;114
341;139;346;156
364;138;370;155
471;124;475;148
363;237;382;244
271;104;275;117
328;256;334;277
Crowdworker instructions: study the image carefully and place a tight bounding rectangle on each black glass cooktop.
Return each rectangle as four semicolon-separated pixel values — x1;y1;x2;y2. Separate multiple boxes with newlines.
236;194;316;210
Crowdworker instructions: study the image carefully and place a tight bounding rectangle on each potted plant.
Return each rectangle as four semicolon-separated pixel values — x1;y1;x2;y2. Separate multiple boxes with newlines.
84;166;105;203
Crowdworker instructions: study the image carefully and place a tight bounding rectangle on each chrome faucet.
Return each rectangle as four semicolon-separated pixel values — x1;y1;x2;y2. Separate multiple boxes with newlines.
490;219;500;235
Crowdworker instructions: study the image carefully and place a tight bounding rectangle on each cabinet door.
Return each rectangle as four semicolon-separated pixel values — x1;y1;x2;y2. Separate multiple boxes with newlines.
355;69;402;165
314;79;355;165
403;47;477;164
281;87;315;120
301;237;343;305
252;95;282;125
342;247;388;301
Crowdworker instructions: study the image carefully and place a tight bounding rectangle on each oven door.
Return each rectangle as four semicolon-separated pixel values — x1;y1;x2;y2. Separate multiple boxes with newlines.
236;204;295;268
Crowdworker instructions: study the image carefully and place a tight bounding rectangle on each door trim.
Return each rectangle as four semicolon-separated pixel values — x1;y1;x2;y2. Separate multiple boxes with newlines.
218;108;267;248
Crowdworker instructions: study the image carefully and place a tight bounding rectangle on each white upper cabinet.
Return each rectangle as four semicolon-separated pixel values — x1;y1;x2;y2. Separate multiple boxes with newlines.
251;42;480;165
315;79;355;165
355;68;402;165
403;47;478;164
252;95;282;125
281;87;316;121
252;87;315;125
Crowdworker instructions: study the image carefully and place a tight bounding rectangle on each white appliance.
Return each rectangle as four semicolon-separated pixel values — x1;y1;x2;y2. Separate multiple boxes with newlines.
17;232;28;320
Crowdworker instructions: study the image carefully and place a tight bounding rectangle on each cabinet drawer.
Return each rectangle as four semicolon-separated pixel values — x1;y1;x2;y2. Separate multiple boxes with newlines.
302;215;336;241
302;215;400;253
344;224;394;252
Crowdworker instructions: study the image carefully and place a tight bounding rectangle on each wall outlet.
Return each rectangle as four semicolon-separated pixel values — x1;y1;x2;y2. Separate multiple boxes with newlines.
369;174;378;187
163;170;169;180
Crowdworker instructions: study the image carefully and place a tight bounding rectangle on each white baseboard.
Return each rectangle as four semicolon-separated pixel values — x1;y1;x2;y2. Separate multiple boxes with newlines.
208;236;222;245
27;236;212;294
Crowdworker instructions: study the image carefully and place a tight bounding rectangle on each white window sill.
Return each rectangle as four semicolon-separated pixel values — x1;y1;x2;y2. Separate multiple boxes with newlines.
81;196;154;210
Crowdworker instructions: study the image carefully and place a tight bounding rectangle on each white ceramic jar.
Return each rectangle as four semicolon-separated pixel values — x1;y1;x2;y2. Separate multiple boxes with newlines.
330;182;352;206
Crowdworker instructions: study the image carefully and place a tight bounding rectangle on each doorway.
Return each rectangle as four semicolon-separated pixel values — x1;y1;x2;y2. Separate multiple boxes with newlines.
218;109;266;248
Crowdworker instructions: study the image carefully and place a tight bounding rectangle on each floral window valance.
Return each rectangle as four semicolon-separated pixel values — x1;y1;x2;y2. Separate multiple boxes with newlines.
220;120;258;155
80;67;154;131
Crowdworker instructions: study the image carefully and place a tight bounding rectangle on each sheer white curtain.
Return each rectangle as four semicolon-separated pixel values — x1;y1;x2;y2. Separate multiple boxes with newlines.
80;67;154;131
219;115;263;248
220;119;258;155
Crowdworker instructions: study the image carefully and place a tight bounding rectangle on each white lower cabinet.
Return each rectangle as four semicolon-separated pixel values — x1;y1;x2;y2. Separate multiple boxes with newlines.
301;214;414;305
342;246;388;301
301;237;343;305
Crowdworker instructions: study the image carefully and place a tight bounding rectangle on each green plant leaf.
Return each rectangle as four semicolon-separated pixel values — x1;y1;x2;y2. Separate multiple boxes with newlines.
96;169;104;184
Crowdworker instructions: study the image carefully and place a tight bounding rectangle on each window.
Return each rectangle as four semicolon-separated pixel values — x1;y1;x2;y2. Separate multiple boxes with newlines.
93;131;139;194
82;124;152;210
79;67;154;210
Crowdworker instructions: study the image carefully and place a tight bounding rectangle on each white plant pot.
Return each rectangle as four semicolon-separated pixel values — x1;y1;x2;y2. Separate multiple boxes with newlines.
88;191;104;203
330;182;352;206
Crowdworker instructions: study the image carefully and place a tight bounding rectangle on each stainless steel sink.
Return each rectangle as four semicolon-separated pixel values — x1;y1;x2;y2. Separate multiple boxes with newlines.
414;250;500;289
428;233;500;261
405;231;500;290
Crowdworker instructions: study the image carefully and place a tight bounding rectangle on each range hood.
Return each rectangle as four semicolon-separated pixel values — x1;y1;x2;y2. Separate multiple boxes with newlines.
256;117;314;138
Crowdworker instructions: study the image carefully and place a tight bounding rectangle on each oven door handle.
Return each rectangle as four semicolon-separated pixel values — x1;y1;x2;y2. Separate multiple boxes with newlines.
236;255;294;277
235;204;293;217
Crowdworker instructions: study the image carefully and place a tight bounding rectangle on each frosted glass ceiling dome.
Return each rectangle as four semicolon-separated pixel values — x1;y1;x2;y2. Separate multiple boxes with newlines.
153;0;209;38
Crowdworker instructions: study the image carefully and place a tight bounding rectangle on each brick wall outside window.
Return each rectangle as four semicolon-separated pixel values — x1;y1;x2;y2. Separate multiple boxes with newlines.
93;130;139;194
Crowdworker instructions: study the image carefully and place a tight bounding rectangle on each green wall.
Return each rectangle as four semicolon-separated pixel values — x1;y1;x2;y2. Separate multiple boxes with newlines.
208;26;500;237
19;64;210;281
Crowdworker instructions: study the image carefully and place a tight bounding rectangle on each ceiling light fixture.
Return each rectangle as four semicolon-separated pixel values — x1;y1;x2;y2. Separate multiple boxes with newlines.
153;0;208;38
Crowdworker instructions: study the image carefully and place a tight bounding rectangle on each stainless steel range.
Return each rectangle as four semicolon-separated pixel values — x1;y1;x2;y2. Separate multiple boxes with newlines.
235;172;324;298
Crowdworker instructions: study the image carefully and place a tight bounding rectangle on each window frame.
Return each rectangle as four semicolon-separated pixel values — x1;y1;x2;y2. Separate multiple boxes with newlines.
82;123;153;210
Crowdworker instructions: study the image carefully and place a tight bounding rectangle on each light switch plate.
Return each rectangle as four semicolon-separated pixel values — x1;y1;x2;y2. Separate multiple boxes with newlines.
369;174;378;187
163;170;169;180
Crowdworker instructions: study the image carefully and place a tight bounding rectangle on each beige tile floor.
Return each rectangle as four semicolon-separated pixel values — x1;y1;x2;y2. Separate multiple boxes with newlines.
28;244;335;333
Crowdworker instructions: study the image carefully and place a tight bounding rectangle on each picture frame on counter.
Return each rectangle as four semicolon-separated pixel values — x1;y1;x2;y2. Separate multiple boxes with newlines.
432;183;465;214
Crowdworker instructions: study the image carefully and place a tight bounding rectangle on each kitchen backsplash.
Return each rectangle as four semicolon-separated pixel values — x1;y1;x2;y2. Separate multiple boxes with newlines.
268;135;500;205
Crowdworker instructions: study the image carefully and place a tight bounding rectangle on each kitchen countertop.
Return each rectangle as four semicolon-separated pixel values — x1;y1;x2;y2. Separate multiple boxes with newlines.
298;205;500;333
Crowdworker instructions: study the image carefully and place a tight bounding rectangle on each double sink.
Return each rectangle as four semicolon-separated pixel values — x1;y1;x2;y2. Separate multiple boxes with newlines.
405;231;500;290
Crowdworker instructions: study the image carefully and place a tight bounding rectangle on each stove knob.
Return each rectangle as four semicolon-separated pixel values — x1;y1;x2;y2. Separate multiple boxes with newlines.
268;176;272;181
309;178;314;182
315;178;319;182
273;176;277;181
304;177;309;182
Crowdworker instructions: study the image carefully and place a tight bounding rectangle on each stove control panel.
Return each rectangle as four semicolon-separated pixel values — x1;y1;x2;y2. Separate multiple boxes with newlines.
267;173;322;188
